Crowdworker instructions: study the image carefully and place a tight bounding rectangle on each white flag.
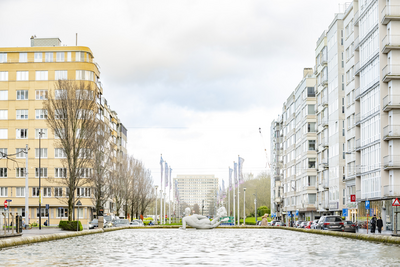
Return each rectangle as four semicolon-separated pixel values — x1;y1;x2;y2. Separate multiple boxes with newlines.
229;167;233;191
234;162;238;188
160;155;164;184
238;156;245;184
165;162;168;187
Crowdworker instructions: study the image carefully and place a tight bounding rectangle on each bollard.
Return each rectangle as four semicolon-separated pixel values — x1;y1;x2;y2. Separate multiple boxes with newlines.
98;216;104;229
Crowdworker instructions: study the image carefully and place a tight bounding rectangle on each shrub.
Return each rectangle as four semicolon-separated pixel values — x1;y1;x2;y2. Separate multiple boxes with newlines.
59;221;83;231
257;206;270;217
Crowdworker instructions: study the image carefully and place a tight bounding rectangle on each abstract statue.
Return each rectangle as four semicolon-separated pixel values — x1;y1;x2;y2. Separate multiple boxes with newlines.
180;207;228;230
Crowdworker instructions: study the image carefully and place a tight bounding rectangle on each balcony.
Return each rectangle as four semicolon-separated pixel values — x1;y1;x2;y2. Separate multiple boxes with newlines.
355;113;361;126
321;76;328;87
384;155;400;170
383;94;400;111
320;137;329;147
381;5;400;25
355;87;360;101
355;62;360;76
354;36;359;51
321;117;328;128
355;139;361;151
382;65;400;82
382;35;400;54
356;165;362;176
321;94;328;106
356;190;361;201
383;125;400;141
322;178;329;189
384;185;400;197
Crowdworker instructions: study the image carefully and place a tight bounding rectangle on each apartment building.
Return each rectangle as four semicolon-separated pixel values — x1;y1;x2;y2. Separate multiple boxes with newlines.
0;37;127;226
270;69;317;223
174;175;218;215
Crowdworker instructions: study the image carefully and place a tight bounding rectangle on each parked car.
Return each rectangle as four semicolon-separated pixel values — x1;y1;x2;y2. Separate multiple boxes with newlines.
103;216;115;228
305;221;313;229
275;221;286;226
113;219;130;227
316;216;344;231
130;219;144;227
310;220;319;229
271;220;280;226
343;221;357;233
295;221;304;228
299;221;309;228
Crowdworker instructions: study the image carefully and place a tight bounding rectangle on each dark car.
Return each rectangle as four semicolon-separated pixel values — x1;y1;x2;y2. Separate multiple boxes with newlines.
343;221;356;233
271;220;280;226
316;216;344;231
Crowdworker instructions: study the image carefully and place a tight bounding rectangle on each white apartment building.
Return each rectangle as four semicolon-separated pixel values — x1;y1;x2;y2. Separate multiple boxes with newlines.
271;69;317;223
173;175;218;216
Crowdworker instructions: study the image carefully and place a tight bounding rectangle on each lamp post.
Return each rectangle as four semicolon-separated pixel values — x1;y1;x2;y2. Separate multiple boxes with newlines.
243;188;246;226
253;192;257;225
155;185;158;225
38;131;44;230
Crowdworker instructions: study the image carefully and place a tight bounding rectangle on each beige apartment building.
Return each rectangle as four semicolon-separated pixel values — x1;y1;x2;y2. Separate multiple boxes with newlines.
0;37;127;226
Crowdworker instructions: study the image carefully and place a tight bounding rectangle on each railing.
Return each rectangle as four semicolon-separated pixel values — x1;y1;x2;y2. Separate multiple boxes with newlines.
321;136;329;147
323;178;329;189
360;75;379;95
384;155;400;168
321;94;328;106
382;5;400;22
384;185;400;197
383;125;400;138
383;64;400;78
321;76;328;86
355;113;360;125
321;117;328;127
382;35;400;50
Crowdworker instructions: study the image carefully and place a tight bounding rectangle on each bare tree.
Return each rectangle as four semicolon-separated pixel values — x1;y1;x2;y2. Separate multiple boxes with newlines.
44;80;99;220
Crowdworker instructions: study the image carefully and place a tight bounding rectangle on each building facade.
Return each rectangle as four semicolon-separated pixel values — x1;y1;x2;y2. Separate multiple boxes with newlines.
0;37;127;226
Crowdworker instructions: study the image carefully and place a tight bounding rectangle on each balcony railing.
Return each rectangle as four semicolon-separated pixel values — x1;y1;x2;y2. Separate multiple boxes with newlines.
383;65;400;82
384;155;400;169
321;94;328;106
382;35;400;53
384;185;400;197
383;125;400;140
321;76;328;86
321;117;328;127
323;178;329;189
381;5;400;25
320;137;329;147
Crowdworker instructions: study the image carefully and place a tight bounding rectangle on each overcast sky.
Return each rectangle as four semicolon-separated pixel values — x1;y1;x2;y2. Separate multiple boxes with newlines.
0;0;348;188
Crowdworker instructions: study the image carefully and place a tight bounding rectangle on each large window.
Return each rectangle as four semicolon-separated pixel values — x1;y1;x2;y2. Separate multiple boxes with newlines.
308;140;316;150
35;90;48;100
308;158;316;169
35;129;48;139
16;168;26;178
55;70;67;80
56;52;65;62
0;110;7;120
16;148;25;158
0;168;7;178
16;110;28;119
54;188;63;197
17;90;28;100
37;208;49;217
45;52;53;62
57;207;68;218
307;122;316;132
55;168;67;178
43;187;51;197
16;129;28;139
19;53;27;63
34;53;43;62
16;187;25;197
0;72;8;81
16;71;29;81
35;148;48;158
0;187;7;197
54;148;66;158
35;168;48;178
307;87;315;97
35;109;48;119
35;71;48;81
32;187;39;196
0;53;7;63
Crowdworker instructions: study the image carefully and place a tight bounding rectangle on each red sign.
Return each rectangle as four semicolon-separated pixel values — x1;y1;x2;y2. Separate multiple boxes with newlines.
350;194;356;202
392;198;400;206
4;200;7;209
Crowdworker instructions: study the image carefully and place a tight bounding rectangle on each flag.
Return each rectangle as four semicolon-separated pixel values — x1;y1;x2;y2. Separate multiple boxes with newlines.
222;180;226;198
169;167;172;189
238;156;245;184
165;162;168;187
160;155;164;184
229;167;233;191
234;162;238;188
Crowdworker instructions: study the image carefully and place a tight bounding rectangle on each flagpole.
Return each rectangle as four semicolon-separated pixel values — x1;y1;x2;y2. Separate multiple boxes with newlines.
160;155;163;225
237;155;240;226
233;162;236;226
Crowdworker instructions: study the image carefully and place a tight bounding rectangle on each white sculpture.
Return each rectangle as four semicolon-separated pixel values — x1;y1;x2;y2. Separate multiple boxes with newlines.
180;207;228;230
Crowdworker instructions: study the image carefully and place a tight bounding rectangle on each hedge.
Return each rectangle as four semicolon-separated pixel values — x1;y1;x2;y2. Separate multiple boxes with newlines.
59;221;83;231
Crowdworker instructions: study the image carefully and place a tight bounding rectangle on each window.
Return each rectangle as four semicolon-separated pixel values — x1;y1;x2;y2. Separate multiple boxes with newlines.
76;70;93;81
0;110;7;120
54;148;66;158
17;90;28;100
0;187;7;197
307;122;316;132
35;109;48;119
308;194;316;204
57;207;68;217
35;90;48;100
19;53;27;63
34;53;43;62
0;72;8;81
54;188;63;197
35;148;47;158
37;208;49;217
55;70;67;80
43;187;51;197
55;168;67;178
16;110;28;119
16;148;26;158
16;168;26;178
16;187;25;197
0;148;6;159
45;52;53;62
79;148;91;159
308;158;316;169
55;109;67;119
308;140;316;150
0;129;8;139
76;90;94;100
79;168;92;178
307;105;315;115
16;71;29;81
0;91;7;100
16;129;28;139
307;87;315;97
55;89;66;99
56;52;65;62
32;187;39;197
35;129;48;139
76;52;84;62
0;168;7;178
35;71;48;80
35;168;48;178
77;187;91;197
67;52;72;62
54;128;65;139
0;53;7;63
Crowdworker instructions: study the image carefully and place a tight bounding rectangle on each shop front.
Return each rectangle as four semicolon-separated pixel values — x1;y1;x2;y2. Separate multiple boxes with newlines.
357;199;400;232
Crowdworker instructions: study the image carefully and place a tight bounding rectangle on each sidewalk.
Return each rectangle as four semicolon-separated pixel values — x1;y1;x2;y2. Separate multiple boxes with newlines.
357;228;394;236
19;227;65;237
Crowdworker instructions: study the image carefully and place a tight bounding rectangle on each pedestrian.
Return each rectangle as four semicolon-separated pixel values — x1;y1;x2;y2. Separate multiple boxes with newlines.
377;216;383;234
370;214;377;233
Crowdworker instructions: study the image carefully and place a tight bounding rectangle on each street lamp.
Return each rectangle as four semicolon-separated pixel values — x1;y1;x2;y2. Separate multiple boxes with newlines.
243;188;246;226
38;131;44;230
253;191;257;225
155;185;158;225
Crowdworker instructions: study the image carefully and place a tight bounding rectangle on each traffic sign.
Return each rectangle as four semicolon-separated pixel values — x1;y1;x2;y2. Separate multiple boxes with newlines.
342;209;348;217
392;198;400;206
350;194;356;202
4;200;7;209
6;199;12;202
295;210;299;216
76;200;82;206
365;200;370;210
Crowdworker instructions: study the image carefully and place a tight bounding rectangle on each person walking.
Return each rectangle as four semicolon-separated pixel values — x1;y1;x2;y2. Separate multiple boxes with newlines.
371;215;377;233
377;216;383;234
